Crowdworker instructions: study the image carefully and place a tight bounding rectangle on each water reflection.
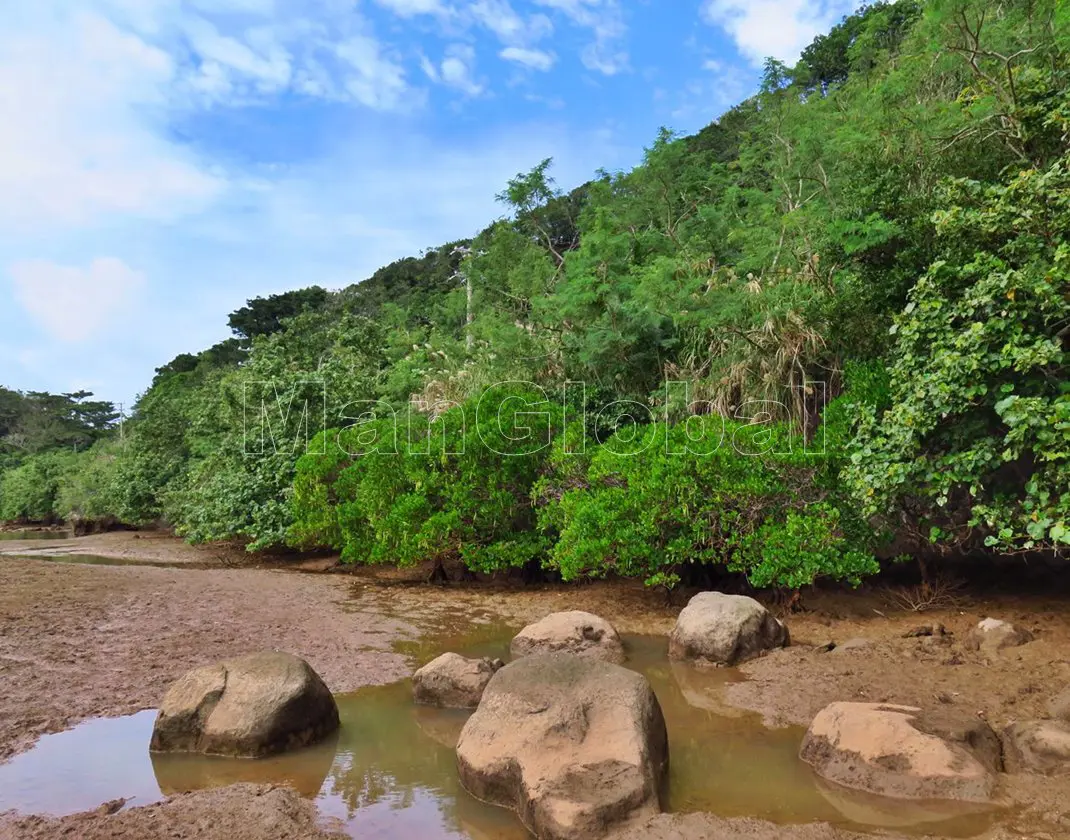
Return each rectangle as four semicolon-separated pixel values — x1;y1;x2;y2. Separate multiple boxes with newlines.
153;730;339;798
0;711;163;814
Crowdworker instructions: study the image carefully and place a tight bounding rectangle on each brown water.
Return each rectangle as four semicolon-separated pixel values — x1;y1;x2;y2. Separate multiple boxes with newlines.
35;554;195;568
0;529;70;541
0;624;998;838
0;552;212;570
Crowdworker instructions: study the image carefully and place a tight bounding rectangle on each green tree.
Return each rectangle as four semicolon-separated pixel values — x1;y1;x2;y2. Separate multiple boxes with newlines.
846;155;1070;555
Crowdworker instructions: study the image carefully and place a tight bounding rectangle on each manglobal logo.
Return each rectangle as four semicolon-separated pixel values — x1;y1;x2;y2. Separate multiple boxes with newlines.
242;380;831;459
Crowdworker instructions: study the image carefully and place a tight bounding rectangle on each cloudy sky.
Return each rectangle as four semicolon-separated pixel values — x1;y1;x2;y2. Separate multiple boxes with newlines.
0;0;860;408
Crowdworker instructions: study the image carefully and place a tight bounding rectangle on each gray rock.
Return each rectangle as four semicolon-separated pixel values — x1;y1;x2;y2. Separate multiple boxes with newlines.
457;653;668;840
150;652;339;758
1003;719;1070;775
965;618;1033;654
668;592;788;666
510;611;625;663
412;652;504;709
800;702;1001;802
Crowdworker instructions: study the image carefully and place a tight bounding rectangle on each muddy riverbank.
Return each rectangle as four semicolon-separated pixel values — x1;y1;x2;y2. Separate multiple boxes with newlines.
2;532;1070;839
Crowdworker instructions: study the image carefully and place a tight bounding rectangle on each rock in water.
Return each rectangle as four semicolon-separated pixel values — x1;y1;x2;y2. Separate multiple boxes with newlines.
965;618;1033;654
456;653;668;840
799;702;1001;802
150;652;339;758
668;592;788;666
412;653;504;709
1003;720;1070;775
510;611;625;663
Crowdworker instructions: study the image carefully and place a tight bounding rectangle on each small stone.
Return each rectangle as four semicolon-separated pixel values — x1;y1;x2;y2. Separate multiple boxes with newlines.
95;799;127;816
413;653;504;709
903;623;947;638
966;618;1033;654
1003;720;1070;775
511;611;625;663
830;637;871;654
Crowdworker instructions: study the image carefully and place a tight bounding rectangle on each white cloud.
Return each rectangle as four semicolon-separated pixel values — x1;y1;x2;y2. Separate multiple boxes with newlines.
0;9;222;229
180;16;293;95
701;0;859;65
422;44;484;95
372;0;448;16
469;0;553;46
0;0;639;405
533;0;627;75
440;44;484;95
500;46;556;71
665;60;752;128
10;257;147;343
335;35;414;110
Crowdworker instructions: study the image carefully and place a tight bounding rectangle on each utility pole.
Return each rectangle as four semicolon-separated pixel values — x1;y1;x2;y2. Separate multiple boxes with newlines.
451;245;474;352
118;403;125;442
466;269;474;352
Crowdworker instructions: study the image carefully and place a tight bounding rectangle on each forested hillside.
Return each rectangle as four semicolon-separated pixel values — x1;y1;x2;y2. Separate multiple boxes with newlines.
2;0;1067;592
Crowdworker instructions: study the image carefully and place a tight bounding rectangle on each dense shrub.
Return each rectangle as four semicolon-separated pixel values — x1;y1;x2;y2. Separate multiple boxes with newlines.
846;157;1070;554
290;386;557;573
0;451;77;523
53;441;127;525
539;418;878;590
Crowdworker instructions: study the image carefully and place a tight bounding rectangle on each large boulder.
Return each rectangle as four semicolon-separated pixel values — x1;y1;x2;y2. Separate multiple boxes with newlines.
965;618;1033;654
1003;719;1070;775
412;653;504;709
456;653;668;840
150;652;339;758
799;702;1001;802
668;592;788;666
510;611;625;663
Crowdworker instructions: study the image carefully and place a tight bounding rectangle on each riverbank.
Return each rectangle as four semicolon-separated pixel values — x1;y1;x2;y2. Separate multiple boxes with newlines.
2;532;1070;839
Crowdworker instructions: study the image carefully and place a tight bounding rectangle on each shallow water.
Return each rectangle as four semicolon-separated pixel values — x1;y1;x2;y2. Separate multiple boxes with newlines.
0;552;208;570
36;554;186;567
0;627;998;838
0;529;70;541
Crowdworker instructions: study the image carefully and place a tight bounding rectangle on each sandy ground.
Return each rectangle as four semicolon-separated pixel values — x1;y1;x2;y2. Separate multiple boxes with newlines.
0;555;411;762
3;533;1070;838
0;529;274;566
0;785;348;840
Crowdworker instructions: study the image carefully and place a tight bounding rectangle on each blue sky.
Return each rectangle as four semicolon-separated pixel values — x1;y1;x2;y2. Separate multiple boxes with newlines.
0;0;860;408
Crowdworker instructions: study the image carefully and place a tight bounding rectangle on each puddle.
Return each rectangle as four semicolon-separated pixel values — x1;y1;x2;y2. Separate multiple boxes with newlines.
1;553;212;570
0;530;70;541
0;628;998;838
